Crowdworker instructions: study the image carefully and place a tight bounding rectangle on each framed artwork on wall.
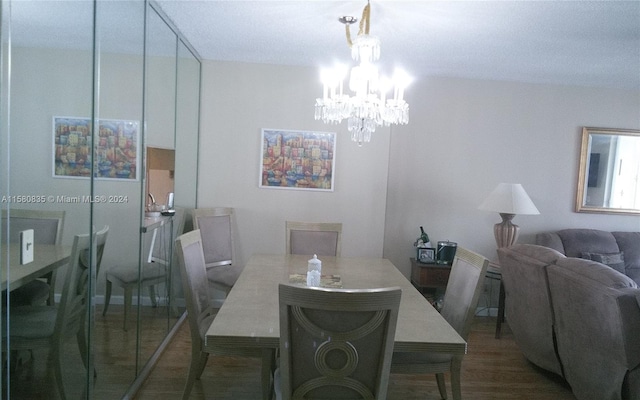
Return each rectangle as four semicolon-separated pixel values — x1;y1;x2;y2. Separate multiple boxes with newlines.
259;128;336;191
53;116;140;180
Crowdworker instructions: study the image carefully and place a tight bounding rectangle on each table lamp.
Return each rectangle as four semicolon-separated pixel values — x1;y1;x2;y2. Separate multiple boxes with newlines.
478;183;540;248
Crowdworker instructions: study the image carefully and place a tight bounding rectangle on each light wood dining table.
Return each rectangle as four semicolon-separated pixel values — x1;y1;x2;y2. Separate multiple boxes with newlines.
1;243;71;292
205;254;466;399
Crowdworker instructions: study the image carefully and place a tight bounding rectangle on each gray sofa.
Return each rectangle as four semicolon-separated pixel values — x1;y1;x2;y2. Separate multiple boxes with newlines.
498;242;640;400
536;229;640;285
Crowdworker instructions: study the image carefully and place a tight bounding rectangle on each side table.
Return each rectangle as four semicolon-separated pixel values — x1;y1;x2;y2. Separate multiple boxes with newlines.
487;262;505;338
410;257;451;293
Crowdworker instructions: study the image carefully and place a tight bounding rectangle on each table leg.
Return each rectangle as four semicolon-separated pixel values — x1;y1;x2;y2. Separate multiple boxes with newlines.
495;281;505;339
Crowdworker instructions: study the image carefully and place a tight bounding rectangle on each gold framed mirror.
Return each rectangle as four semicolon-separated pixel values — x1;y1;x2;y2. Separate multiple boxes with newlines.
576;127;640;214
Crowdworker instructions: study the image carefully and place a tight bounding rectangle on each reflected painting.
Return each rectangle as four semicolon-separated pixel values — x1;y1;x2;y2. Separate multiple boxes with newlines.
53;117;140;180
576;127;640;214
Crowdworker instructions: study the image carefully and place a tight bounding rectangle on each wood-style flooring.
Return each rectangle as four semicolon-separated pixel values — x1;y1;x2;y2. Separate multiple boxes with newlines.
136;317;577;400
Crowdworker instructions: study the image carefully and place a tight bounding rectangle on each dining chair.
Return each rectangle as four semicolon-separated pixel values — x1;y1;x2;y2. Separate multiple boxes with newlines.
3;225;108;400
175;229;219;400
177;227;274;400
1;209;65;306
285;221;342;257
276;284;402;400
391;246;489;400
191;207;241;299
103;207;185;331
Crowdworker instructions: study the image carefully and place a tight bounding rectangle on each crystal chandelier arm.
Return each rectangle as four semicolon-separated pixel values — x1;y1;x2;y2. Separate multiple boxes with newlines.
345;23;353;47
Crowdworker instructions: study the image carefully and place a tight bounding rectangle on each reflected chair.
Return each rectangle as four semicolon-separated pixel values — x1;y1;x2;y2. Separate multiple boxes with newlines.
285;221;342;257
192;207;241;299
3;226;108;400
103;207;185;331
1;209;65;306
275;284;401;400
391;247;489;400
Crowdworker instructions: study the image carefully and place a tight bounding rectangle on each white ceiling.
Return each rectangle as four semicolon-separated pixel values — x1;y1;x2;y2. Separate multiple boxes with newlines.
154;0;640;90
7;1;640;90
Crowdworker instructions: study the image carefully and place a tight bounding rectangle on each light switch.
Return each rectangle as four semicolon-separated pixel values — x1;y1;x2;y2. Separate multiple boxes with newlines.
20;229;34;265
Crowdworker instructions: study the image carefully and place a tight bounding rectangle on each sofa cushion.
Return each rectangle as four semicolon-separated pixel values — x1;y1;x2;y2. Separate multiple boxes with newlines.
535;232;566;253
581;251;626;274
555;257;637;289
556;229;620;258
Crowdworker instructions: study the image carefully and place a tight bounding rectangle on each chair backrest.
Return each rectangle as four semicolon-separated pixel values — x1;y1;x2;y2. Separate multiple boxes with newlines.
175;229;213;343
440;246;489;340
149;206;186;266
285;221;342;257
192;207;235;268
1;209;65;245
55;225;109;340
278;284;401;400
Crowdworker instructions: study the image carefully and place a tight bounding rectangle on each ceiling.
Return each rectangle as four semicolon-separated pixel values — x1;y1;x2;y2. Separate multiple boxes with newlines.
154;0;640;90
7;1;640;90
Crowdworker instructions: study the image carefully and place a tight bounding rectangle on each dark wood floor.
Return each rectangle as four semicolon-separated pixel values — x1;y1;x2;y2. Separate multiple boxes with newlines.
136;316;577;400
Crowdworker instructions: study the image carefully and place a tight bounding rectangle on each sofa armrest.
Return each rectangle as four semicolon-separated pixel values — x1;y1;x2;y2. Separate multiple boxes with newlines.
535;232;565;254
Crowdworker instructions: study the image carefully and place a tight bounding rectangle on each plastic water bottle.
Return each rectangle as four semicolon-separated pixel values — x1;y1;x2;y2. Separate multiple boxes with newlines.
306;254;322;287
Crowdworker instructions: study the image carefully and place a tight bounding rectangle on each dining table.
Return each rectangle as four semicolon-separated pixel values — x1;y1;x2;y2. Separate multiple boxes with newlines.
1;243;71;292
205;254;466;399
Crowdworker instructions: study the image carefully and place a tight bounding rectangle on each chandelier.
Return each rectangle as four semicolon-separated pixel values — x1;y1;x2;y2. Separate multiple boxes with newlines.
314;1;411;146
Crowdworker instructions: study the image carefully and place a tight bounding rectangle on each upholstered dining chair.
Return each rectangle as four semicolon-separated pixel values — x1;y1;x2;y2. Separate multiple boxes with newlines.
175;229;218;400
275;284;402;400
103;207;185;331
1;209;66;306
191;207;241;299
3;225;108;400
176;229;272;400
391;246;489;400
285;221;342;257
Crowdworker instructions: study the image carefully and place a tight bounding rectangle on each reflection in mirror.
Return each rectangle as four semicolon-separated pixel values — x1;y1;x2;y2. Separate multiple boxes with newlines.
138;0;179;372
93;0;146;396
4;0;95;397
576;127;640;214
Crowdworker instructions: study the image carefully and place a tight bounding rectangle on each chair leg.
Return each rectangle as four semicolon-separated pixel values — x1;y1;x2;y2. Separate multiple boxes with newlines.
103;279;112;316
123;287;132;331
450;357;463;400
46;271;57;306
182;351;209;400
436;373;448;399
51;346;67;400
149;285;158;308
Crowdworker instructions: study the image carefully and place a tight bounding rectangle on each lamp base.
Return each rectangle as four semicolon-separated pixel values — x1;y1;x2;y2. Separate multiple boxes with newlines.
494;213;520;248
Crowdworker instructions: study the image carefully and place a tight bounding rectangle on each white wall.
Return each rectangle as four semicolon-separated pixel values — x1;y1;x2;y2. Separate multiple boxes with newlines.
384;77;640;277
199;61;640;279
199;61;391;266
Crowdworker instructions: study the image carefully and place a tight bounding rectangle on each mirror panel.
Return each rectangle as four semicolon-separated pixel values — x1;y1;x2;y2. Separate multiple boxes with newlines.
172;38;201;315
576;127;640;214
93;0;146;394
139;1;179;369
4;0;94;397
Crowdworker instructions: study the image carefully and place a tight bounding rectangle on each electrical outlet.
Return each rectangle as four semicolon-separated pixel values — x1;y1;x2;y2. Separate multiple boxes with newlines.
20;229;34;265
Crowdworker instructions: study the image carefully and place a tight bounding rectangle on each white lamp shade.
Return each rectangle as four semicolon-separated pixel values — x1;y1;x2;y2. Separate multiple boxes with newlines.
478;183;540;215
